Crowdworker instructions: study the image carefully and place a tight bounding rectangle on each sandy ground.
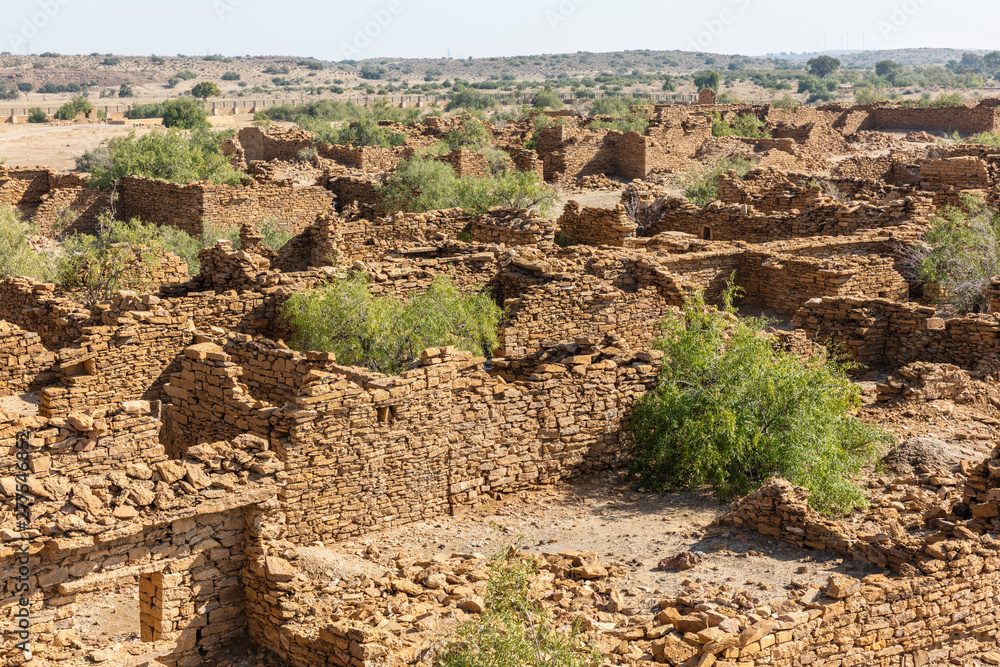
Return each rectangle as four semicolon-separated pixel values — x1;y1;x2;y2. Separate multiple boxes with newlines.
0;115;257;171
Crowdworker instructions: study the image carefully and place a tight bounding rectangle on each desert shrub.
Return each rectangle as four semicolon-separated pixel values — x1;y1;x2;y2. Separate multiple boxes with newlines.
377;155;557;216
157;221;240;276
27;108;46;123
910;196;1000;314
167;77;181;89
444;113;493;151
160;98;210;129
17;82;33;92
54;96;93;120
101;56;121;66
283;272;503;374
377;155;458;213
78;129;245;189
966;132;1000;149
531;88;564;110
124;103;165;119
854;87;891;105
221;71;241;81
676;157;753;206
524;114;567;150
628;282;890;514
118;83;135;98
59;217;165;303
587;96;644;117
191;81;221;99
589;109;649;134
454;169;558;215
260;220;294;250
770;94;800;111
435;545;597;667
0;207;58;281
333;116;406;147
711;113;769;138
446;85;499;112
175;70;197;80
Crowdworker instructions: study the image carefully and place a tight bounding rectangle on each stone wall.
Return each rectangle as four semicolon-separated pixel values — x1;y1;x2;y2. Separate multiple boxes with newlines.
164;338;661;544
0;278;92;351
39;295;196;417
120;176;334;236
792;296;1000;371
868;104;1000;134
0;168;50;211
0;321;56;395
557;201;638;246
30;187;112;237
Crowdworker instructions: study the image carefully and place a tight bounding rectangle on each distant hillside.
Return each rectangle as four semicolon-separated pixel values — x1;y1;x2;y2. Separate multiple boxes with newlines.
765;47;988;68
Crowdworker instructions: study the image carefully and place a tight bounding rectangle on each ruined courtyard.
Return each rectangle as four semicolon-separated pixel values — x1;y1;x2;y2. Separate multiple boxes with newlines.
3;94;1000;667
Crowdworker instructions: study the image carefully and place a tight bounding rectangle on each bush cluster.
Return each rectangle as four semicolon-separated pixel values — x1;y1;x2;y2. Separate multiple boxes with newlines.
628;282;891;514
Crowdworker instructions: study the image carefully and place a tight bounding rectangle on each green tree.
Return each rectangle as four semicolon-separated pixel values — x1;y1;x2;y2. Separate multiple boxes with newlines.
160;98;210;129
692;70;721;91
446;85;499;111
807;55;841;78
874;59;901;78
77;129;245;189
221;71;241;81
628;282;891;514
54;96;93;120
191;81;221;99
118;83;135;98
283;272;504;374
377;155;459;213
27;108;46;123
16;82;33;92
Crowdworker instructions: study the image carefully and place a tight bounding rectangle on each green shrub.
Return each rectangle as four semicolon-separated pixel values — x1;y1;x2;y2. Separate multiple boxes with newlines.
854;87;891;105
118;83;135;98
444;113;493;151
377;155;557;216
524;114;567;150
160;98;209;129
27;108;46;123
446;86;499;112
77;129;246;189
911;196;1000;314
54;96;93;120
587;96;644;117
589;109;649;134
124;103;166;119
333;116;407;147
175;70;197;80
167;78;181;89
676;157;753;206
283;272;503;374
711;113;769;138
771;94;800;111
221;71;241;81
101;56;121;66
966;132;1000;149
0;207;58;281
628;282;890;514
436;545;597;667
531;88;564;110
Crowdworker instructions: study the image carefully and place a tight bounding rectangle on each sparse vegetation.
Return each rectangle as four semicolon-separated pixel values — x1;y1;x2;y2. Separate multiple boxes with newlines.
436;544;598;667
628;281;890;515
377;154;557;216
676;157;753;206
283;272;503;375
191;81;221;99
909;196;1000;314
0;207;59;281
711;113;770;138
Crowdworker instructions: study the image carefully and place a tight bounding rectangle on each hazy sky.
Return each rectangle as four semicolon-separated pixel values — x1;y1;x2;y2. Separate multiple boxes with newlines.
3;0;997;61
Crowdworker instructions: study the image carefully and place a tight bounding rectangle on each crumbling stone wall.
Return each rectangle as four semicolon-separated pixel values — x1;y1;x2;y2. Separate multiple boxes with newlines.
39;295;196;417
30;187;112;237
558;201;638;246
165;338;660;545
0;278;92;350
793;296;1000;371
0;167;50;211
0;321;56;394
120;176;334;236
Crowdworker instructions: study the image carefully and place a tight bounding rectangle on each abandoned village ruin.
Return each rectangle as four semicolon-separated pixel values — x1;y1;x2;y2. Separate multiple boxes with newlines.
4;95;1000;667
